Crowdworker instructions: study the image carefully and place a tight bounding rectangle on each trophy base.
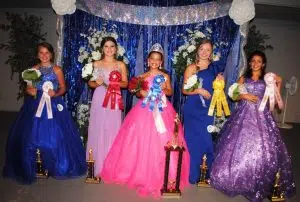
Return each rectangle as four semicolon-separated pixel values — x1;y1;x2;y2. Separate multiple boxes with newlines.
85;177;101;184
197;181;211;188
277;123;293;129
268;196;285;202
161;190;181;198
36;173;49;179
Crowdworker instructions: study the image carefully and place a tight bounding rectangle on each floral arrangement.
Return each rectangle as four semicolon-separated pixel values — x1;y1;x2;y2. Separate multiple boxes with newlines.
128;77;148;93
229;0;255;25
183;74;200;92
172;27;225;79
22;68;42;86
51;0;76;15
76;103;90;146
78;27;129;67
228;82;248;101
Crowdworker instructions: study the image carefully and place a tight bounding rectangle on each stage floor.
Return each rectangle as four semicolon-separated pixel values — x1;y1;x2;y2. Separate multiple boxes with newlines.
0;111;298;202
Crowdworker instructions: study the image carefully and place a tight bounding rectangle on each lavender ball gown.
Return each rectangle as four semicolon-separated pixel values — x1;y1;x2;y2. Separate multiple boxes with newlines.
210;78;295;201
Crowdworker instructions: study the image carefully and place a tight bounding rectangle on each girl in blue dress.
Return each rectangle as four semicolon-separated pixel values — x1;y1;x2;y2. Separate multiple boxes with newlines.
183;39;225;184
3;42;86;184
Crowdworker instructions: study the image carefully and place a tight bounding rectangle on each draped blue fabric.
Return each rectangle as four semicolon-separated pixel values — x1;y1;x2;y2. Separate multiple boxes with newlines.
62;5;239;116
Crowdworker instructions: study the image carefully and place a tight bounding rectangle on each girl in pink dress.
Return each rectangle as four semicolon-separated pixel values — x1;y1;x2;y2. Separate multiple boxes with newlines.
101;43;189;198
86;37;128;177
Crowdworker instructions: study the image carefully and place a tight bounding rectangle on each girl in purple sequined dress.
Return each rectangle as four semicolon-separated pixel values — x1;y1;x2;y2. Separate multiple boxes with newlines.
210;51;295;201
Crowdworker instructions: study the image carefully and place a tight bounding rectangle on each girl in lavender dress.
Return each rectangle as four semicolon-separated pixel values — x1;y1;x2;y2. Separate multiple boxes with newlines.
86;37;128;177
210;51;295;201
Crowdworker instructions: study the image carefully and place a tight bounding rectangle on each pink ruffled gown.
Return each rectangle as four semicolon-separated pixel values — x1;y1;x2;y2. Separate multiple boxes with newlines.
86;66;122;176
101;75;190;198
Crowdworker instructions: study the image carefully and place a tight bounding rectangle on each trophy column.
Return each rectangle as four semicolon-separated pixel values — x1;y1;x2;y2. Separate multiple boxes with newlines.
161;114;185;198
36;148;48;179
197;154;210;187
269;171;285;202
85;149;101;183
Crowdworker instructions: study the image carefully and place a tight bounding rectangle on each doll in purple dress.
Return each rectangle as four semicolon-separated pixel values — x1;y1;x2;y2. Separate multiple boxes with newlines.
210;51;295;201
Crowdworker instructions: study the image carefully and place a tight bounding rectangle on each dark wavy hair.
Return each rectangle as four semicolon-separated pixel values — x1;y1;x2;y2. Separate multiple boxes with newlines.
243;50;267;80
37;42;55;63
100;36;118;59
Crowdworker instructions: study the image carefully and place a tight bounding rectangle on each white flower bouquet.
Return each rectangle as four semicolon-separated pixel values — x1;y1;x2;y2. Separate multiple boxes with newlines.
81;63;94;80
183;74;199;92
22;68;42;86
228;82;248;101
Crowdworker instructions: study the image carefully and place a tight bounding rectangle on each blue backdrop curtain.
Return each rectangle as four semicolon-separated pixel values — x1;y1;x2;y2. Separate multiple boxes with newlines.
62;0;240;117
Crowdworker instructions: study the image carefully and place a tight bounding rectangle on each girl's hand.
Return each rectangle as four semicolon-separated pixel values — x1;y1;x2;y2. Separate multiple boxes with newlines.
139;89;148;98
241;93;258;103
160;82;167;90
27;86;37;97
48;89;56;97
95;77;104;86
195;88;211;99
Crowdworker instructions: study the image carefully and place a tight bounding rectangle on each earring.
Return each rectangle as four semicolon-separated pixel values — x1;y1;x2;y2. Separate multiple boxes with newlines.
159;65;162;69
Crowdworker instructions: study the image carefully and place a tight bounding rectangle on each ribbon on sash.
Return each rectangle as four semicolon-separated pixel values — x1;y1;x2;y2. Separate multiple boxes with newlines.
35;81;53;119
102;70;124;110
208;79;231;117
258;72;284;111
141;75;166;133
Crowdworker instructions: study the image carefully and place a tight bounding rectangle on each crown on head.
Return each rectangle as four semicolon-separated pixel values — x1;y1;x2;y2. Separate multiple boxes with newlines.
149;43;164;55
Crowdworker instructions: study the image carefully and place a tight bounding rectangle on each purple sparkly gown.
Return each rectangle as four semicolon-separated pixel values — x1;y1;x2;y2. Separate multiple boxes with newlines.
210;78;295;201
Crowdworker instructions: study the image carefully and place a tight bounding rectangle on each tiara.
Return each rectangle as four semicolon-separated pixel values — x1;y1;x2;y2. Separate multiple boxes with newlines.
149;43;164;55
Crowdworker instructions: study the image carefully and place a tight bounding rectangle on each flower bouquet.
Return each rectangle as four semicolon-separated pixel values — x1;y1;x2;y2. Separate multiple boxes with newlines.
184;74;206;107
128;77;148;94
22;68;42;86
81;63;94;81
228;83;247;101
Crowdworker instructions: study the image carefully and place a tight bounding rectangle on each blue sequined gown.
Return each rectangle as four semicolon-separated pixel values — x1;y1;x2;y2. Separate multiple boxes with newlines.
210;78;296;201
3;66;86;184
183;62;224;184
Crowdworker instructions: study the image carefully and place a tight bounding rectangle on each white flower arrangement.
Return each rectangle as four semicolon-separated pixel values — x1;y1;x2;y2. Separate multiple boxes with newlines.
229;0;255;25
81;63;94;80
172;27;223;79
228;82;248;101
183;74;199;91
78;27;129;67
51;0;76;15
77;104;90;128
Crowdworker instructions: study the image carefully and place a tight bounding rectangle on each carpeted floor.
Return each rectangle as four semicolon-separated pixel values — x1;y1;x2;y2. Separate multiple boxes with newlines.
0;111;298;202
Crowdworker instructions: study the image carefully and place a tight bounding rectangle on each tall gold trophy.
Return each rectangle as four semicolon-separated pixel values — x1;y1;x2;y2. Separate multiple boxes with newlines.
85;149;101;183
36;149;48;179
197;154;210;187
269;171;285;201
161;114;185;198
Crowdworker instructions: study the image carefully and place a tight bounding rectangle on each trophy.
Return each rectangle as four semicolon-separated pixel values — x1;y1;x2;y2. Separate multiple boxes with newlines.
36;149;48;179
197;154;210;187
161;114;185;198
85;149;101;183
269;171;285;201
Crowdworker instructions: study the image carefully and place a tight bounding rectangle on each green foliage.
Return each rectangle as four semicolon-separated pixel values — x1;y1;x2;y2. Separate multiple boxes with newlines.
0;12;46;99
244;24;273;57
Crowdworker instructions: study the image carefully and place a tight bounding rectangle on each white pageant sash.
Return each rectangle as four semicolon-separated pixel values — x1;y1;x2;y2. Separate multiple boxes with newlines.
35;81;54;119
153;95;167;134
